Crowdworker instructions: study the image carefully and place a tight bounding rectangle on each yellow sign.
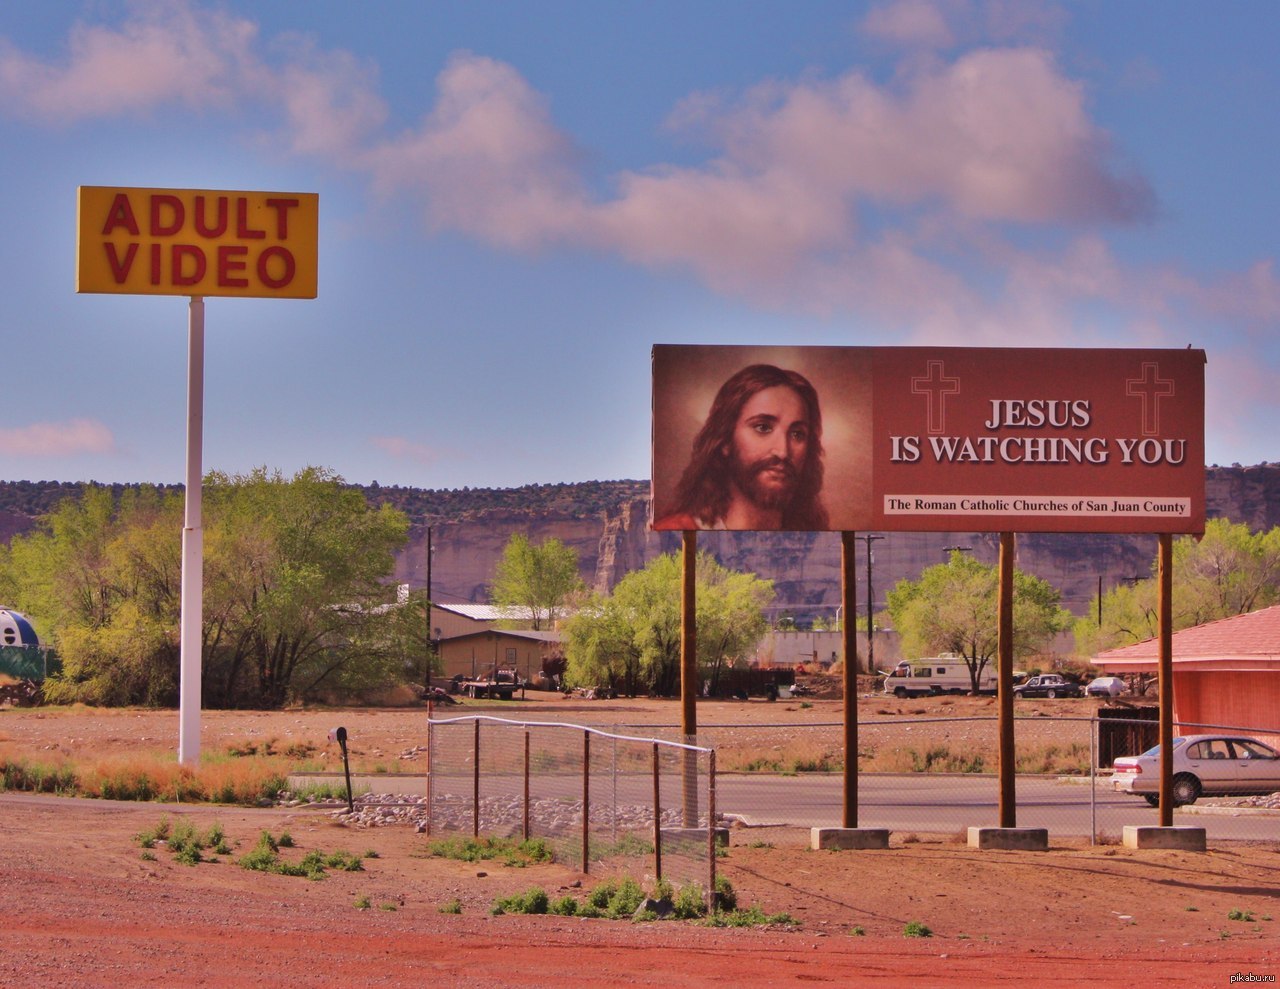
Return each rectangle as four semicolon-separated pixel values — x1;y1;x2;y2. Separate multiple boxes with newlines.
76;186;318;298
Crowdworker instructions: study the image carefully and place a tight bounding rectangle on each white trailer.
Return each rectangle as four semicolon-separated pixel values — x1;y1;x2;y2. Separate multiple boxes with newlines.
880;656;995;697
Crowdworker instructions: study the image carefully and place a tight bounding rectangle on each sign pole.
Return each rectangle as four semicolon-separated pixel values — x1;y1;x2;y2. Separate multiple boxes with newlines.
841;531;857;828
178;296;205;765
1157;532;1174;825
997;531;1016;827
680;530;698;826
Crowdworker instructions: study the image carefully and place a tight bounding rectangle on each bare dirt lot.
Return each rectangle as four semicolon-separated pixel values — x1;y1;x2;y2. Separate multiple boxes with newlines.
3;695;1279;987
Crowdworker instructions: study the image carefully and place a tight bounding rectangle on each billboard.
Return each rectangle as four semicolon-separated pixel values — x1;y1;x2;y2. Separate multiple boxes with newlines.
76;186;318;299
651;344;1205;534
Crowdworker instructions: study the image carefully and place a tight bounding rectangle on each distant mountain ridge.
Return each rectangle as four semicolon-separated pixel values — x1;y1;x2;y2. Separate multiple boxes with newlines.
3;466;1279;620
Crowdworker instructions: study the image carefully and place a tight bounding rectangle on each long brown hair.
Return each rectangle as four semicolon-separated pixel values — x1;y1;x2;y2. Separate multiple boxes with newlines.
668;364;828;529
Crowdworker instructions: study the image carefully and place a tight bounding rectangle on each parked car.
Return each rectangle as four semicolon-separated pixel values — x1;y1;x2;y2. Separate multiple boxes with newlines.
1085;676;1127;698
1111;734;1280;806
1013;674;1083;699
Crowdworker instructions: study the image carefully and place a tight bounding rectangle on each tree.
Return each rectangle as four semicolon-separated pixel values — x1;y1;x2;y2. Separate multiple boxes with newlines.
887;550;1071;693
562;552;773;697
1075;519;1280;654
0;485;184;705
696;561;773;695
0;468;413;708
490;534;585;630
1172;518;1280;625
199;467;411;707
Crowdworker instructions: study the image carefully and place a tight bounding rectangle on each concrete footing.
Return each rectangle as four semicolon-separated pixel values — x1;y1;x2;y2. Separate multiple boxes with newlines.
1122;825;1206;850
967;826;1049;851
810;827;891;850
660;826;730;848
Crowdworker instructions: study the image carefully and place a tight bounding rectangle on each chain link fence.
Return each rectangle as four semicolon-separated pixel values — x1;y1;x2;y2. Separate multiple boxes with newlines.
422;712;1277;861
601;713;1280;843
426;716;719;896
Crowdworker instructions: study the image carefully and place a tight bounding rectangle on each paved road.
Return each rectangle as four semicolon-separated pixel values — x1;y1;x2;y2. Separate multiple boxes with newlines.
340;770;1277;841
714;773;1277;841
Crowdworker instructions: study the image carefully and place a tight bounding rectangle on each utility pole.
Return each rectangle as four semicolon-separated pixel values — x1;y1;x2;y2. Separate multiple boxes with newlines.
424;525;433;690
856;534;885;674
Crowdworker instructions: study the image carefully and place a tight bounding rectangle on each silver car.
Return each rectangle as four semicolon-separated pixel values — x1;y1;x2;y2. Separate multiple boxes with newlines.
1111;734;1280;806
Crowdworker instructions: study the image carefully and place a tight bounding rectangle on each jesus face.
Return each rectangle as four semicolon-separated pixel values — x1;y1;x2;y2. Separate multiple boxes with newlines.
724;385;811;511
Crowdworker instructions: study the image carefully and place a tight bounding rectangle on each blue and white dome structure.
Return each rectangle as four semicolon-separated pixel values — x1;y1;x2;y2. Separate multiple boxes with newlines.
0;608;39;648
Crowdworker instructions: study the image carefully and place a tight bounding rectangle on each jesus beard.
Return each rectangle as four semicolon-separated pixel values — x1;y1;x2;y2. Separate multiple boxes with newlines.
730;455;799;511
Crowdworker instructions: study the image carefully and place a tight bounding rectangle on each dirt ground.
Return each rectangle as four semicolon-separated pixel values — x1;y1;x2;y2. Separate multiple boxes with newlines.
3;695;1279;987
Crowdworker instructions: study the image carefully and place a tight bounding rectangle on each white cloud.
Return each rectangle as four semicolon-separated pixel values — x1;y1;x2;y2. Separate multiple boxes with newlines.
3;2;1273;362
0;3;257;123
361;53;587;249
371;436;444;467
861;0;961;50
0;419;116;457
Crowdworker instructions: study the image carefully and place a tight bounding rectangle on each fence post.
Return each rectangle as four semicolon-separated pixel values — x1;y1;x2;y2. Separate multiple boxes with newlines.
524;729;531;842
426;713;434;837
707;749;717;915
473;718;481;838
582;730;591;874
652;742;662;883
1089;715;1097;846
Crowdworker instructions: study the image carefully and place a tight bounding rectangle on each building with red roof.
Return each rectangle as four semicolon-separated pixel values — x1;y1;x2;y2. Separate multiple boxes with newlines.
1094;605;1280;749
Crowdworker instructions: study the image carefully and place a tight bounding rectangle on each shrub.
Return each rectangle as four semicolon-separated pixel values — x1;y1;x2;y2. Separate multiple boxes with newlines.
672;882;707;920
549;895;579;916
492;887;550;915
428;835;554;867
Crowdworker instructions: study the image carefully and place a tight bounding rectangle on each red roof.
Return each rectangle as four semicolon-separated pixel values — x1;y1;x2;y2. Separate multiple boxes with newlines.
1095;604;1280;671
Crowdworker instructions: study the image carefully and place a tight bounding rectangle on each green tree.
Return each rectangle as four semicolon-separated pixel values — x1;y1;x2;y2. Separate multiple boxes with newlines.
696;561;773;695
1076;519;1280;654
563;553;773;697
886;550;1071;693
0;468;412;708
199;467;411;707
490;534;585;630
0;485;183;705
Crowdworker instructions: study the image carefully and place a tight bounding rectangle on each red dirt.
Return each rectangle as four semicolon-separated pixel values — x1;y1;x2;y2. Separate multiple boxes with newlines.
2;702;1279;986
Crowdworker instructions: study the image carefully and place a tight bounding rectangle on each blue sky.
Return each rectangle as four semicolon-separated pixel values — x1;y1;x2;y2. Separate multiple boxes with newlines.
1;1;1277;490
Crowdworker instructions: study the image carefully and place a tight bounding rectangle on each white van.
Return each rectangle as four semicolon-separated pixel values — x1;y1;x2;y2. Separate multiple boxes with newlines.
881;656;995;697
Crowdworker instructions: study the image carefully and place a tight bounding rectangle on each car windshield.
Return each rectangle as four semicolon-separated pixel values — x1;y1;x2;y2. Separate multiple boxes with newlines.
1139;737;1188;758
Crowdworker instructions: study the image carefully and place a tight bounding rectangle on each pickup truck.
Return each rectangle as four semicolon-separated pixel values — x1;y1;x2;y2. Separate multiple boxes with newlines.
457;670;522;700
1013;674;1083;699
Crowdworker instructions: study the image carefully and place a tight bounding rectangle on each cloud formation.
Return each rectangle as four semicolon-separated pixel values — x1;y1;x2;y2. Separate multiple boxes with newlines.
370;436;444;467
0;419;116;457
0;0;1271;354
0;3;257;123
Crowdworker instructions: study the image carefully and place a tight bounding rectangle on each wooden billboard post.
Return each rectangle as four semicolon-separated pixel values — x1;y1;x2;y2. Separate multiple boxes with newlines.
681;530;699;826
1158;533;1175;827
997;532;1016;828
841;531;857;828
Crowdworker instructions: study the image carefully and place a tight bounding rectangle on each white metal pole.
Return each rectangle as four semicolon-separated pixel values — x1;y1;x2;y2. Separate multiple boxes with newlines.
178;296;205;765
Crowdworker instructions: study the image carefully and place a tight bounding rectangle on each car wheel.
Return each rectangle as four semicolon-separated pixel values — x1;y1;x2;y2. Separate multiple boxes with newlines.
1046;689;1057;699
894;686;908;698
1142;794;1160;807
1171;774;1201;806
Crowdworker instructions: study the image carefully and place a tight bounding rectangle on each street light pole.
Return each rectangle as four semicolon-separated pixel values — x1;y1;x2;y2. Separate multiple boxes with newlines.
856;534;885;674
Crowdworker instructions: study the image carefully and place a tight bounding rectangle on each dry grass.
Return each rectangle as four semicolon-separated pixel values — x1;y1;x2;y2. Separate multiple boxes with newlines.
1;745;289;804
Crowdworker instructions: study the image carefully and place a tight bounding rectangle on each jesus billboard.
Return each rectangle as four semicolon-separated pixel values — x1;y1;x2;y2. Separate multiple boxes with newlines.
651;344;1205;535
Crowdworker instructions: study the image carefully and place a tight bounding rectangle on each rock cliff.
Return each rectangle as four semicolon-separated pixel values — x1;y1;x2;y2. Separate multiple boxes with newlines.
4;465;1279;621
